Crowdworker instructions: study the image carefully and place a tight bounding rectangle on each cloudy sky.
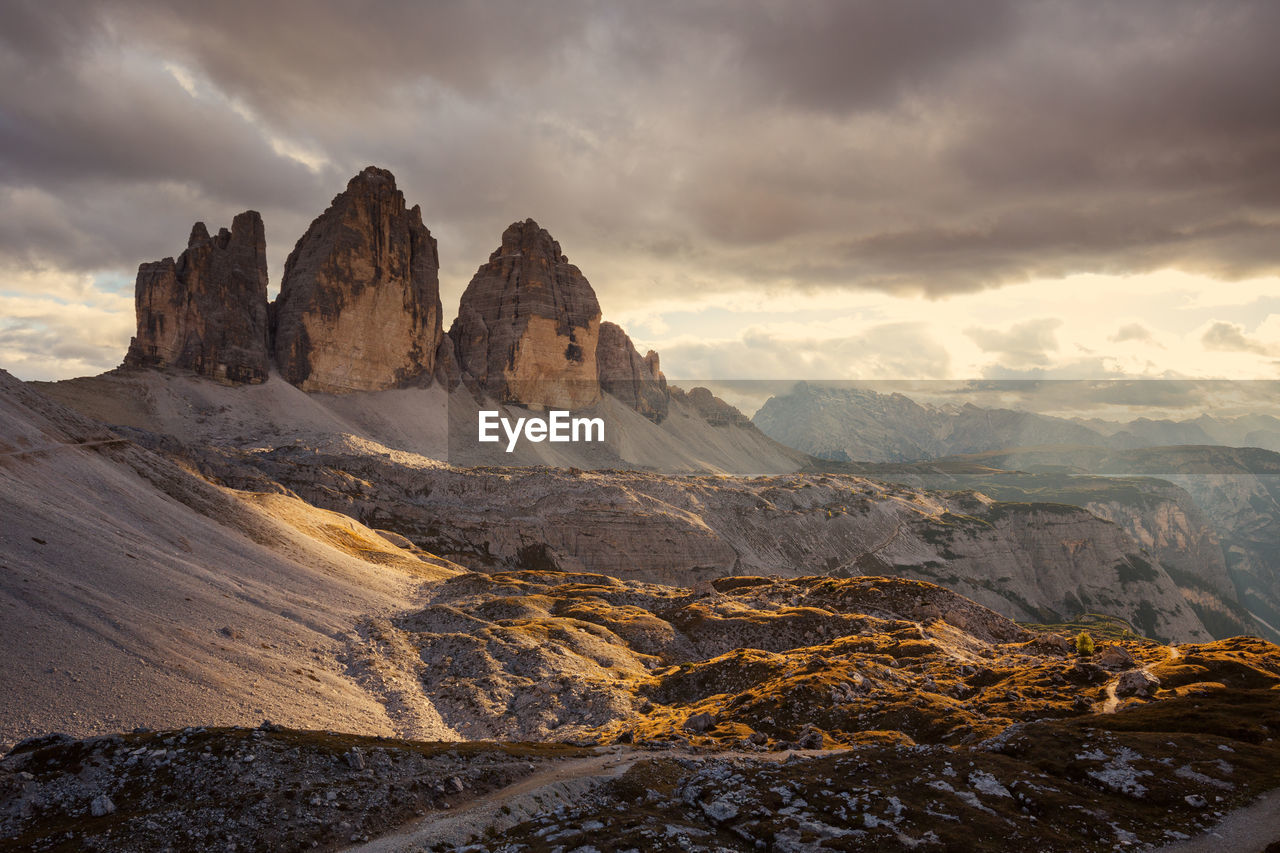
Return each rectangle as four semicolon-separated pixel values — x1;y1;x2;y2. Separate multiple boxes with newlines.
2;0;1279;383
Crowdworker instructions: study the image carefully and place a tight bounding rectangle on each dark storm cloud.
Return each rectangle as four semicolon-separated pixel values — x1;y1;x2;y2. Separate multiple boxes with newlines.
0;1;330;198
104;0;594;122
668;0;1019;112
2;0;1280;309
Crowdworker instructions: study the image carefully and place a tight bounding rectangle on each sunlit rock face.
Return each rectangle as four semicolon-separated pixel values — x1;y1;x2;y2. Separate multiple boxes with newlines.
271;166;443;393
124;211;271;384
451;219;603;410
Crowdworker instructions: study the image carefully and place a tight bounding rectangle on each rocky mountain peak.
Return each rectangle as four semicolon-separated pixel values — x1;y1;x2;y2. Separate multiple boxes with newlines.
123;210;270;384
271;166;443;393
450;218;603;409
117;172;674;416
450;218;673;418
496;217;568;261
351;164;397;187
188;221;211;247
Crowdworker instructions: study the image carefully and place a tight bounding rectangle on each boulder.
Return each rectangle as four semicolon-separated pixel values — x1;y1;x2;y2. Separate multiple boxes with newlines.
272;166;443;393
683;711;717;733
702;798;739;822
1115;669;1161;697
90;794;116;817
796;726;825;749
124;211;270;383
1096;645;1137;670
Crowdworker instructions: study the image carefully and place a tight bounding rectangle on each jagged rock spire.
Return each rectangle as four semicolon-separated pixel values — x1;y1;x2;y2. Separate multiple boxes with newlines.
450;219;604;409
271;166;443;393
124;210;270;384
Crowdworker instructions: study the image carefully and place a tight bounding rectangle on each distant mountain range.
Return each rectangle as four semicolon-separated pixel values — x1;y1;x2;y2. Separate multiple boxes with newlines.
752;382;1280;463
751;384;1280;643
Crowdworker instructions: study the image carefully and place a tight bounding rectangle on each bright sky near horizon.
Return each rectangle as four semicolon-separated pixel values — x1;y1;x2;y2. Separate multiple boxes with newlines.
2;1;1278;383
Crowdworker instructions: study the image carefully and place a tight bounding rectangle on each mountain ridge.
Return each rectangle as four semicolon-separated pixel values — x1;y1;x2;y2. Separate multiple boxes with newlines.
753;382;1280;461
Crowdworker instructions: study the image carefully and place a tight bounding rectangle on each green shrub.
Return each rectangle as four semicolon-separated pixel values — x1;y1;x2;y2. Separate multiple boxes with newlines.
1075;631;1095;657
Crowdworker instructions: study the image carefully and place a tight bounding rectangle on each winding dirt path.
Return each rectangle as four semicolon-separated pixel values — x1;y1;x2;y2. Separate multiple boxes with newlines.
348;752;637;853
865;516;905;556
346;747;839;853
0;438;127;457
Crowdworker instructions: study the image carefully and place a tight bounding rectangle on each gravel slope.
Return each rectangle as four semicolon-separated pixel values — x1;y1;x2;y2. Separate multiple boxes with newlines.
0;369;461;750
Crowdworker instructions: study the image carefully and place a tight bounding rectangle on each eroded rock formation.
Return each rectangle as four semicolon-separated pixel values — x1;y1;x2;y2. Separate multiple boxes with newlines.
597;321;668;422
271;167;443;393
450;219;603;409
120;170;678;417
124;211;270;383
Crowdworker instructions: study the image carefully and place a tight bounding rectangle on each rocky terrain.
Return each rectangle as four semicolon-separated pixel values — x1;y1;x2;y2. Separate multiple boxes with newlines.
24;366;1223;644
34;366;805;475
0;725;580;851
908;446;1280;644
6;375;1280;851
334;569;1224;747
165;434;1212;643
834;458;1262;642
755;383;1279;641
3;572;1279;852
465;685;1280;853
0;367;465;750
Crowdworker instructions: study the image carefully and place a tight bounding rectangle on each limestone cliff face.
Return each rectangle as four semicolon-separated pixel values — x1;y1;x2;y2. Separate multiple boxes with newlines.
881;505;1210;643
1082;492;1259;638
1160;470;1280;641
828;461;1258;641
124;212;270;383
271;167;443;393
597;321;668;422
433;332;462;390
450;219;602;409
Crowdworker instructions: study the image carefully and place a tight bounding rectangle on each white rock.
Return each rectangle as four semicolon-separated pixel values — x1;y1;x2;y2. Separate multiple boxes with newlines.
90;794;116;817
702;799;739;822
